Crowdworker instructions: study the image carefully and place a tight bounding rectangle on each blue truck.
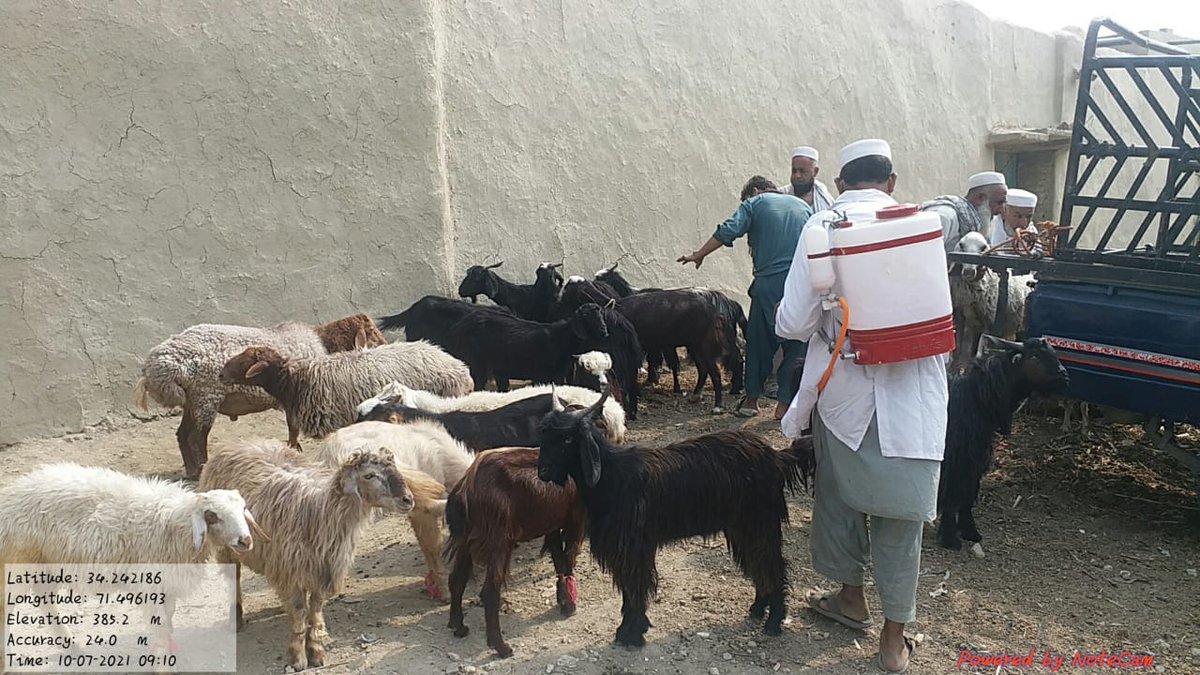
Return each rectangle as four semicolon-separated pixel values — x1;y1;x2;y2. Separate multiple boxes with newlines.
950;18;1200;477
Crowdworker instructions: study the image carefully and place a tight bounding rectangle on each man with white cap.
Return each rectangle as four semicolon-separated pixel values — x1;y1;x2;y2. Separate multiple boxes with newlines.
776;138;947;674
677;175;812;419
779;146;835;212
921;170;1009;254
990;187;1038;247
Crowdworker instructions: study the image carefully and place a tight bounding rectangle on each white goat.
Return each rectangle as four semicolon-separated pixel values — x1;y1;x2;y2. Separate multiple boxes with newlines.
949;232;1031;372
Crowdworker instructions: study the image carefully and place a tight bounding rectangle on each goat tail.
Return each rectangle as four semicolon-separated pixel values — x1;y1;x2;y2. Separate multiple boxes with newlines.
131;372;184;412
376;309;410;331
778;435;816;494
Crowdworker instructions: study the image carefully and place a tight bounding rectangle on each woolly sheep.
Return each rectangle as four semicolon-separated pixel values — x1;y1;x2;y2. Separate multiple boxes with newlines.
949;232;1031;373
198;440;414;670
315;420;471;601
219;340;473;450
133;313;386;478
0;462;262;565
357;380;628;444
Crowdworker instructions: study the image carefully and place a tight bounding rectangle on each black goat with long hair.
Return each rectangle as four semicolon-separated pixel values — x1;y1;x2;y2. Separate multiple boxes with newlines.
939;335;1070;550
457;261;563;322
536;388;805;647
595;263;747;396
444;446;586;658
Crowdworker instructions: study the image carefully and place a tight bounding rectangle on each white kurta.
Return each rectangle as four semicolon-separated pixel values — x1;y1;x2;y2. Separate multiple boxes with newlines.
775;188;949;461
780;180;834;213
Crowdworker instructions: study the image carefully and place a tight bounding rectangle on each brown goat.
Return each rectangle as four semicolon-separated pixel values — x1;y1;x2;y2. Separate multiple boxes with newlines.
313;313;387;353
444;446;585;658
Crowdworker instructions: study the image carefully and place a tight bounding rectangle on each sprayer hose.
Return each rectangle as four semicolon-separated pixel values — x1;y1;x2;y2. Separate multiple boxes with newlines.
817;297;850;394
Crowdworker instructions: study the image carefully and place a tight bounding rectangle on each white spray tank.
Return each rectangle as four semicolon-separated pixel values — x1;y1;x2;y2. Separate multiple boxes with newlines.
806;203;956;366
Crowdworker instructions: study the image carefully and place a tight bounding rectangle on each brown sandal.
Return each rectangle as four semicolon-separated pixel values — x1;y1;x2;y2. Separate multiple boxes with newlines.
876;635;916;674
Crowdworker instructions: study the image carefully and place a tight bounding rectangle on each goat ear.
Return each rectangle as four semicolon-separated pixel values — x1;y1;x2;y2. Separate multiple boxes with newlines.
244;360;269;379
192;509;207;553
354;327;369;350
579;434;602;488
341;473;360;498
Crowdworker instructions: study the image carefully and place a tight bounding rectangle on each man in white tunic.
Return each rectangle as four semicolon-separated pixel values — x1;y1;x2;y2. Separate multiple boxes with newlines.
776;138;948;674
779;146;835;212
922;170;1008;254
989;187;1038;247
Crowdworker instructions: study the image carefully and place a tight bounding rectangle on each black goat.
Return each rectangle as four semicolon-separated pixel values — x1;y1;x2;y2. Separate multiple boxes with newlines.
357;396;552;452
938;335;1070;550
377;295;511;345
457;261;562;322
441;303;610;391
536;388;805;647
595;264;746;396
566;306;644;420
612;290;727;411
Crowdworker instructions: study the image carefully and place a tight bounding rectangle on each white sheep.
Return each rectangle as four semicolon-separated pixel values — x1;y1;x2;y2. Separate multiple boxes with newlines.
218;340;473;450
315;420;473;602
133;313;387;478
198;440;415;671
949;232;1031;373
357;380;628;443
0;462;261;566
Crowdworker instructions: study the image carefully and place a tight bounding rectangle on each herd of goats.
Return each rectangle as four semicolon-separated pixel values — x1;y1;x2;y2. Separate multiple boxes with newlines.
0;259;1073;670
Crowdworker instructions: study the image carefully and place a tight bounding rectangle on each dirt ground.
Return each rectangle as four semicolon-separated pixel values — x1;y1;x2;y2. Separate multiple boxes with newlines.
2;372;1198;675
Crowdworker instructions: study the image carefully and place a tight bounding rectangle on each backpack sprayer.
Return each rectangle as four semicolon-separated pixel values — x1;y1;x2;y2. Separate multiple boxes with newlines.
803;203;956;392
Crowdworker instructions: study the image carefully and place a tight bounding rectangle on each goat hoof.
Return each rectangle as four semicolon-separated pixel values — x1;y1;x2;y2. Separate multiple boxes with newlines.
763;623;783;637
939;536;963;551
307;645;326;668
560;601;577;617
490;642;513;658
452;625;469;638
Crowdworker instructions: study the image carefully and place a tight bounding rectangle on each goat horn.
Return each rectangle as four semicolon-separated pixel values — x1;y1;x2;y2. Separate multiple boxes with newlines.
486;260;504;269
550;385;565;412
244;508;270;543
585;386;610;419
606;261;618;272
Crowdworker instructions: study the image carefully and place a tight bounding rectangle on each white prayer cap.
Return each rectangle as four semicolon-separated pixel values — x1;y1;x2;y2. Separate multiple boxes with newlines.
967;171;1007;190
1006;188;1037;208
838;138;891;167
791;146;819;161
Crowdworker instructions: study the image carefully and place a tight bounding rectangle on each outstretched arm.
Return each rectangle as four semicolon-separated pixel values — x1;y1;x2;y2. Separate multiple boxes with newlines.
679;200;754;269
677;236;724;268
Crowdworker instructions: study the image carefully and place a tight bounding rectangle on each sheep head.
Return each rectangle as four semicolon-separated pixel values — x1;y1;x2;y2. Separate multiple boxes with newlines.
192;489;263;555
317;313;388;353
220;346;284;386
355;381;406;421
337;448;415;513
952;231;990;282
537;386;609;488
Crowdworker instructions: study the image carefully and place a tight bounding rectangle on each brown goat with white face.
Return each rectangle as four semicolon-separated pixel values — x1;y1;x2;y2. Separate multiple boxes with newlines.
199;441;414;671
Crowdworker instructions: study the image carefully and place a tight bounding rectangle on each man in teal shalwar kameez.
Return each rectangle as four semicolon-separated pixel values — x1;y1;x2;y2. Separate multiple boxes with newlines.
678;176;812;419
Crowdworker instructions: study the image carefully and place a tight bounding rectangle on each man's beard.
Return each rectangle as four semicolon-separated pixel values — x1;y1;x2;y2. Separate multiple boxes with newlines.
975;202;992;228
791;179;815;196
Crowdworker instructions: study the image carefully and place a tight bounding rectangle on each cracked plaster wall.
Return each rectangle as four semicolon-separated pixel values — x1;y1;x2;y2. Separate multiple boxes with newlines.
2;0;1083;444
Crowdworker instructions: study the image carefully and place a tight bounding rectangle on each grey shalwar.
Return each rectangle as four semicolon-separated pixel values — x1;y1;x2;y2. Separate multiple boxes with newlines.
809;411;941;624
